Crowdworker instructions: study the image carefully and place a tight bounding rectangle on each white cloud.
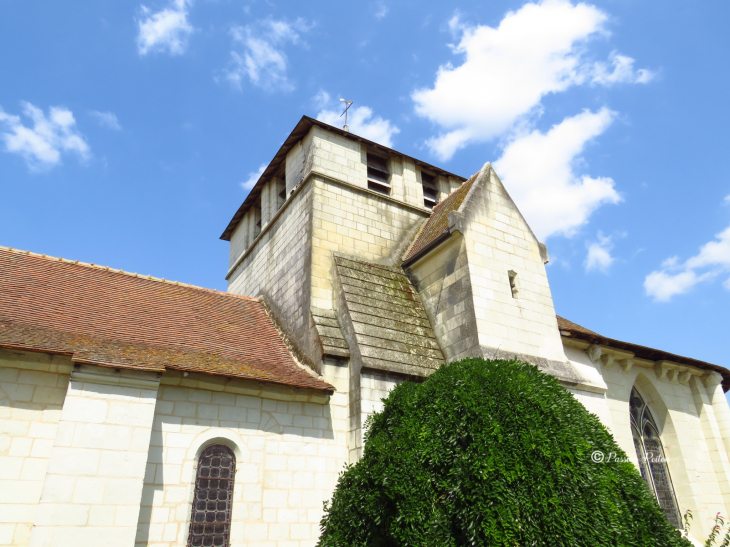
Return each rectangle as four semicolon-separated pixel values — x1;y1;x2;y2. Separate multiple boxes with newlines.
585;232;615;273
644;224;730;302
493;108;621;240
0;102;90;170
316;97;400;148
590;51;654;85
226;19;311;92
241;164;266;191
89;111;121;130
374;1;389;19
412;0;653;160
137;0;193;56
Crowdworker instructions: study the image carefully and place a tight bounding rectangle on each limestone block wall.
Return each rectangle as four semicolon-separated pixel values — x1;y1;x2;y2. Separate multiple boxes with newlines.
134;365;349;547
565;345;730;541
227;183;315;366
310;178;429;311
353;371;404;462
308;127;365;189
408;235;481;362
30;365;160;547
0;349;71;547
457;166;565;364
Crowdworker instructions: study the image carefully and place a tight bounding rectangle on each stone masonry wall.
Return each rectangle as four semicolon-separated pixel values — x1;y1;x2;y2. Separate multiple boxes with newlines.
0;349;71;547
458;166;565;363
227;183;315;367
565;345;730;542
310;179;428;311
29;365;160;547
408;235;481;362
134;364;349;547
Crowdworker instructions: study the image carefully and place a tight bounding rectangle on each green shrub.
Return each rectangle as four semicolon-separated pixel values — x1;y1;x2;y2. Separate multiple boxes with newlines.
318;358;690;547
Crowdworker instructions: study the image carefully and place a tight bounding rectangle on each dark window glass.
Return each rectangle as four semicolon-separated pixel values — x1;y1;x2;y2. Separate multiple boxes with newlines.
188;445;236;547
629;388;681;528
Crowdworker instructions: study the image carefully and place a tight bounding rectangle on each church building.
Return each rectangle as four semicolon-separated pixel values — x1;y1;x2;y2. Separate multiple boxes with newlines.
1;116;729;546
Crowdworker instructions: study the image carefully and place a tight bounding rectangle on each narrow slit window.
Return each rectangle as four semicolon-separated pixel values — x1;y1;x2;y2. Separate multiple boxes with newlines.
367;153;390;195
421;172;439;209
188;444;236;547
508;270;518;298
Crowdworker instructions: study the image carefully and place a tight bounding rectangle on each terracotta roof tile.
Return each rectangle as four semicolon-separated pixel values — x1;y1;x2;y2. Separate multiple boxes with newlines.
0;247;333;392
403;173;477;262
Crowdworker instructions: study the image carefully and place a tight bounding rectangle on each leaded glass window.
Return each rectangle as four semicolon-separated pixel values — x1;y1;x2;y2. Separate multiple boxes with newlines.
629;388;681;528
188;444;236;547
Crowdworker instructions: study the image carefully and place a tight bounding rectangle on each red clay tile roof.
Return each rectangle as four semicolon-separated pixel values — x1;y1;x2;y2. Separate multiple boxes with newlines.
403;173;477;262
0;247;333;392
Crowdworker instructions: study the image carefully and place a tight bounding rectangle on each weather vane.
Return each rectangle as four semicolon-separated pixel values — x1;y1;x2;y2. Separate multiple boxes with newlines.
339;99;353;132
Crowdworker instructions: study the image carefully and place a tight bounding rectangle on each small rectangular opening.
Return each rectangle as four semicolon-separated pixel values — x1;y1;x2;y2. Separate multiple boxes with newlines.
508;270;518;298
421;172;439;209
367;153;391;195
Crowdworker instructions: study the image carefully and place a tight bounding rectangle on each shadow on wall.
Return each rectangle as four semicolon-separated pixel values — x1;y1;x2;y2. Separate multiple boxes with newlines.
134;399;336;545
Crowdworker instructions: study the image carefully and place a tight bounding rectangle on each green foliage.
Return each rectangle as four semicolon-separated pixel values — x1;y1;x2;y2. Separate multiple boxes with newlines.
318;358;690;547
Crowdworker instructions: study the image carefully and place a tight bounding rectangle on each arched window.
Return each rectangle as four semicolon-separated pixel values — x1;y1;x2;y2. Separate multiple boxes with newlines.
629;388;681;528
188;444;236;547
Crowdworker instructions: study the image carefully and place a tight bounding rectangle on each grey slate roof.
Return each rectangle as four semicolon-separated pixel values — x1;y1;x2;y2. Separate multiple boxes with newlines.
311;307;350;359
333;255;444;376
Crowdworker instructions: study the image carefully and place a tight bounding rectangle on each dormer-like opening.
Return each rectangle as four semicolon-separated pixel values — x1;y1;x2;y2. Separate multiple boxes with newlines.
421;171;439;209
366;153;391;195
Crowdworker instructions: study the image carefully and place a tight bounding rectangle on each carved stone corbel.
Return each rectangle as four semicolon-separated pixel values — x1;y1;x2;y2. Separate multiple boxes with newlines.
654;362;669;382
601;353;615;370
703;371;724;390
620;358;634;374
587;345;602;364
678;371;693;386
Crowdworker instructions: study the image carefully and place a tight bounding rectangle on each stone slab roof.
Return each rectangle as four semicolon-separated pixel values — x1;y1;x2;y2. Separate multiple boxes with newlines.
0;247;333;392
403;172;477;262
334;255;444;376
311;307;350;359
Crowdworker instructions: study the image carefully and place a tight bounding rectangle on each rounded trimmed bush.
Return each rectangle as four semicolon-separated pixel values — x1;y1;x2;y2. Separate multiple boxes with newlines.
318;359;689;547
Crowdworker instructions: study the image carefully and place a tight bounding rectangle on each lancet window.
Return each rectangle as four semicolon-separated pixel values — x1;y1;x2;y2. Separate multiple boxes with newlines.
629;388;681;528
187;444;236;547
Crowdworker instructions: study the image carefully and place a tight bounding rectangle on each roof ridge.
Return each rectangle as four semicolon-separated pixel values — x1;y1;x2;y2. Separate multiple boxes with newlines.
0;245;256;301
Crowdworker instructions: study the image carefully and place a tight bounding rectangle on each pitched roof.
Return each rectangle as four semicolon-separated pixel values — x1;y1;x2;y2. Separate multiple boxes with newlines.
557;315;730;388
334;255;444;376
403;172;477;262
0;247;333;392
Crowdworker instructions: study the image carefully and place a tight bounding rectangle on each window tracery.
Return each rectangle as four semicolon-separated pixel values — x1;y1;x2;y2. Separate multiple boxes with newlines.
629;388;681;528
188;444;236;547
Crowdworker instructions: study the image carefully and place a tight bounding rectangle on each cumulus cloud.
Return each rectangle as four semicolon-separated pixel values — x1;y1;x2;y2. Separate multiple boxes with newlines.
412;0;653;160
590;51;654;85
137;0;193;56
241;164;266;191
585;232;615;273
0;102;90;170
89;111;122;130
644;223;730;301
316;96;400;148
226;19;311;92
493;108;621;240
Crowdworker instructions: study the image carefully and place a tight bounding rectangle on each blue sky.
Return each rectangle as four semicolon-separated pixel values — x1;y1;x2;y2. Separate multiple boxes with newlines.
1;0;729;371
